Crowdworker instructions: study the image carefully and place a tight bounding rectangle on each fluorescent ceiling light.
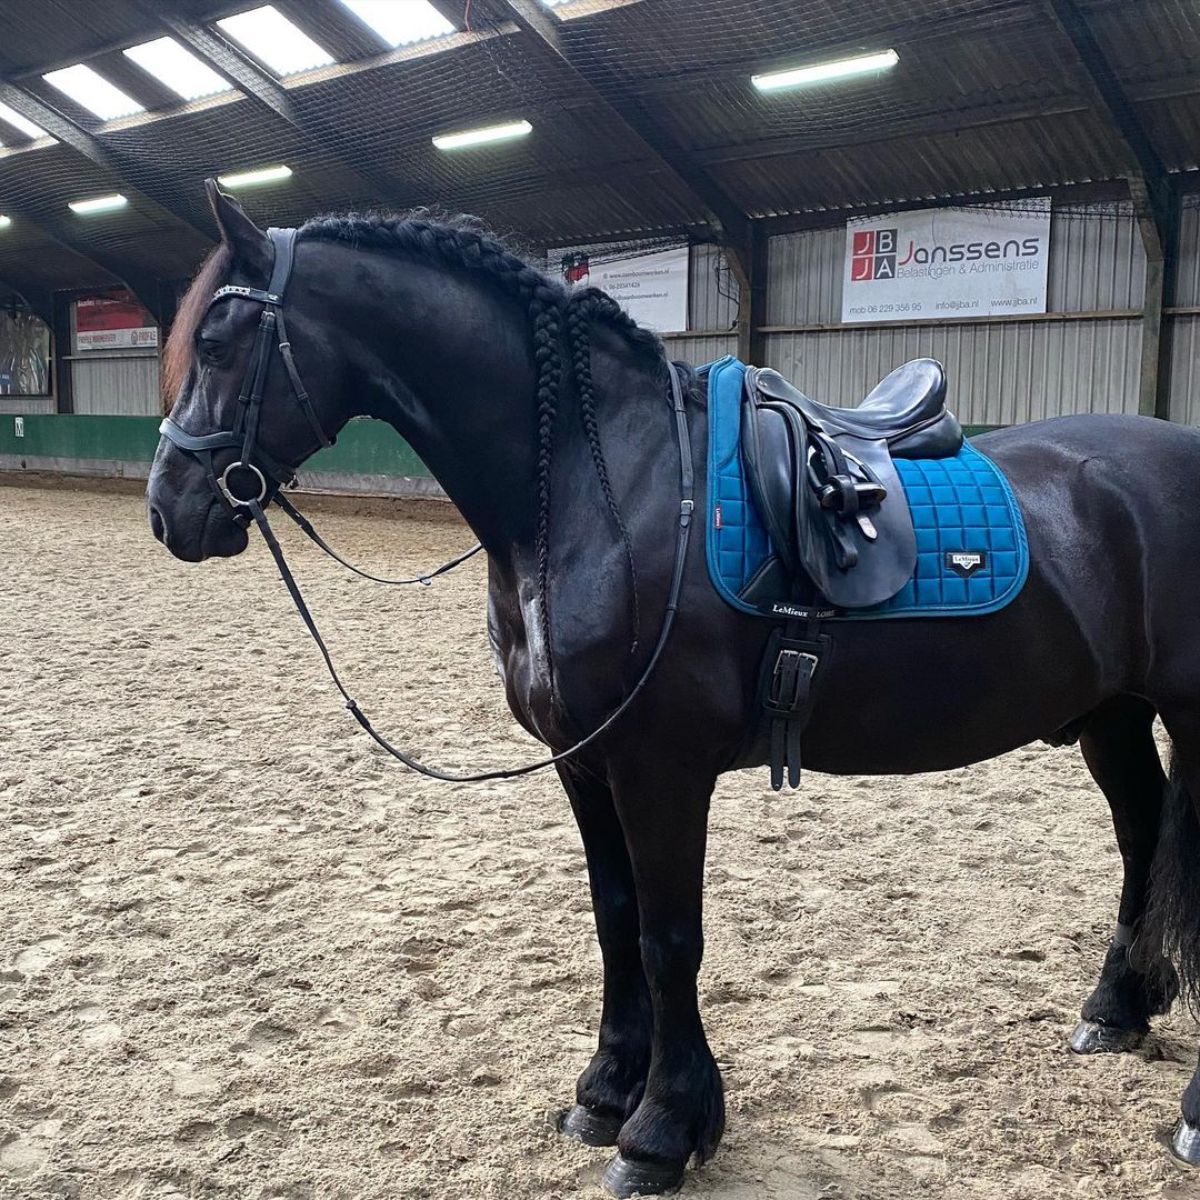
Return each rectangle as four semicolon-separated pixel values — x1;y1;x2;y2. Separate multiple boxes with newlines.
0;216;11;229
217;164;293;188
43;64;145;119
124;37;232;100
217;6;335;76
69;193;128;215
433;120;533;150
752;49;899;92
0;101;49;140
337;0;454;46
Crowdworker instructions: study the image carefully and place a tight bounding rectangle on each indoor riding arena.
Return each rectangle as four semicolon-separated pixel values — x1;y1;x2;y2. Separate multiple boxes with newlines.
2;3;1200;1199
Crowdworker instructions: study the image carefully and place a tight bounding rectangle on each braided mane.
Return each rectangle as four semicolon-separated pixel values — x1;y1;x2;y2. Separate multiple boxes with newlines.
297;211;665;681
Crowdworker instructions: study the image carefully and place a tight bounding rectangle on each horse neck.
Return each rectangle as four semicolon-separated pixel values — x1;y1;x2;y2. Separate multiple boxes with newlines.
321;248;553;559
323;246;666;571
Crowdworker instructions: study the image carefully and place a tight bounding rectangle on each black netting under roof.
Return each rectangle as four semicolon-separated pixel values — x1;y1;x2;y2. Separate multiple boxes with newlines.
0;0;1196;309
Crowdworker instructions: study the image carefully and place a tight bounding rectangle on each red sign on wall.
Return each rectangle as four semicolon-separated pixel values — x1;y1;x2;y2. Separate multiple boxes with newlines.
75;288;158;351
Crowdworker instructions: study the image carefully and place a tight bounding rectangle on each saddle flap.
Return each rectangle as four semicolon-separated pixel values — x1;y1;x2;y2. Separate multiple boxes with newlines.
797;432;917;608
740;386;918;610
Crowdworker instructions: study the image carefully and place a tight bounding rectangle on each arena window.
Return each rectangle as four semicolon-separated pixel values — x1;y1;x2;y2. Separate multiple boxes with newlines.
42;64;144;120
123;37;233;101
0;101;51;141
336;0;455;47
216;6;335;76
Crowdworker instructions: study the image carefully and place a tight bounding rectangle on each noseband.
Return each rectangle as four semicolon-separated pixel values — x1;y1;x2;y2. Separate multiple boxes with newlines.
158;229;696;782
159;227;331;514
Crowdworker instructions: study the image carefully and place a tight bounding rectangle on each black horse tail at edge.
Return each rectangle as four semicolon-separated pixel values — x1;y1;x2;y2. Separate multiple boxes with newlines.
1138;752;1200;1014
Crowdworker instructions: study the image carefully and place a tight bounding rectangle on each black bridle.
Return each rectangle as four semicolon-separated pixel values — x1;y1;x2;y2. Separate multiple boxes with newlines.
160;228;330;514
161;227;486;584
160;227;695;782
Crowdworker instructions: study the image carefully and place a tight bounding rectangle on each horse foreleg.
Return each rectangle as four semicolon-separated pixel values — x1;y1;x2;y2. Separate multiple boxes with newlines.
600;758;724;1198
556;762;651;1148
1072;696;1177;1054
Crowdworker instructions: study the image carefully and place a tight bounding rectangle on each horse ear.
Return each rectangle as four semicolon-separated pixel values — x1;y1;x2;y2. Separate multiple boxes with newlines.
204;177;271;280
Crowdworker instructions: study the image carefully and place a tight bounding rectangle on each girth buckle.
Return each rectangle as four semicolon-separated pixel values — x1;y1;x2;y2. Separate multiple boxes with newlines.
765;648;819;715
757;629;831;791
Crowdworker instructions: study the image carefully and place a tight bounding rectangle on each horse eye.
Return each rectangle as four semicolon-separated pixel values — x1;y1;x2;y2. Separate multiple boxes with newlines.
197;337;226;365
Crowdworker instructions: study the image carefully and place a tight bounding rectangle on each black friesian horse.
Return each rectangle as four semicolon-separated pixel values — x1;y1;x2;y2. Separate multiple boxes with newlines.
148;186;1200;1195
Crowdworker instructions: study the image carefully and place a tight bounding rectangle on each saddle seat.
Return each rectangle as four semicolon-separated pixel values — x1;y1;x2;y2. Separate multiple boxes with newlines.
748;359;960;458
739;358;964;610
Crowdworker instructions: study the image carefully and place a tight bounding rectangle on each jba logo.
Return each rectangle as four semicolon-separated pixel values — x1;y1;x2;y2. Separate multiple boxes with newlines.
850;228;897;281
946;551;986;576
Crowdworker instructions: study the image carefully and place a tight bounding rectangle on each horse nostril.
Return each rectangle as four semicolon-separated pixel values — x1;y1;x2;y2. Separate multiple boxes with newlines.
149;505;166;543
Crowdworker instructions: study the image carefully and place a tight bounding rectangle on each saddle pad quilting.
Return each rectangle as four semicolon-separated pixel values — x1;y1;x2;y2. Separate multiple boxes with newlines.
703;355;1029;620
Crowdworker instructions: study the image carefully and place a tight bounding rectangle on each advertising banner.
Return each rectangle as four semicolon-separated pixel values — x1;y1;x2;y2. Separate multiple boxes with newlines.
75;288;159;351
842;199;1051;323
553;244;689;332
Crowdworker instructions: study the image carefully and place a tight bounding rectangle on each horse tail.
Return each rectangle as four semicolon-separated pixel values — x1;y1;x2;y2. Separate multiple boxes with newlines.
1138;750;1200;1012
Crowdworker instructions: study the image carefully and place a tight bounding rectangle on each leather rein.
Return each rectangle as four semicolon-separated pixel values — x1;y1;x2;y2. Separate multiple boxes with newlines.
160;227;695;782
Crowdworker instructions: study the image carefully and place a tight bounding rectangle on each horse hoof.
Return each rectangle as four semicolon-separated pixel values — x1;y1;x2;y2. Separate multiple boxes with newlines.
1172;1118;1200;1166
559;1104;623;1147
1069;1020;1144;1054
602;1153;685;1198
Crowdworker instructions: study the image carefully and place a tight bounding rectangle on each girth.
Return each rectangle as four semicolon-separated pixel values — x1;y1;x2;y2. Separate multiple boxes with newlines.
159;227;331;513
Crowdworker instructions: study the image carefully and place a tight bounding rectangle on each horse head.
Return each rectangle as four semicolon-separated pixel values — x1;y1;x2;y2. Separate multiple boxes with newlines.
148;180;352;561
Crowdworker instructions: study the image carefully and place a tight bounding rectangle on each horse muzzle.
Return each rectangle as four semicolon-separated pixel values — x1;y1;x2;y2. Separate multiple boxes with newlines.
147;471;250;562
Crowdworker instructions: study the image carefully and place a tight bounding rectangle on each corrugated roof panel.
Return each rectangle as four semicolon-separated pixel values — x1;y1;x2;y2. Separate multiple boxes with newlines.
708;111;1129;217
0;0;1196;296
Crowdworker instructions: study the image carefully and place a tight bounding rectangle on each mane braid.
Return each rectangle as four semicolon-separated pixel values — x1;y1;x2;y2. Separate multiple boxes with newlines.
297;212;666;698
567;292;642;656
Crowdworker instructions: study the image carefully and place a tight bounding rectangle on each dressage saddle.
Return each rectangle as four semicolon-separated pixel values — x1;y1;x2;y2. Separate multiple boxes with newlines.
740;358;963;609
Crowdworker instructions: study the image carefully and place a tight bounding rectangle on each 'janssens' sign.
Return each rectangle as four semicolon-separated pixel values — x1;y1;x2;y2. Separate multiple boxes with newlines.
842;199;1051;324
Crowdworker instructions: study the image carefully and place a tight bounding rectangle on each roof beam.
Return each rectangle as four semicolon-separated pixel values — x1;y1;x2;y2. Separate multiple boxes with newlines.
1046;0;1172;256
492;0;753;267
0;78;214;243
153;13;404;201
0;206;166;323
90;48;181;113
155;15;296;122
0;111;40;146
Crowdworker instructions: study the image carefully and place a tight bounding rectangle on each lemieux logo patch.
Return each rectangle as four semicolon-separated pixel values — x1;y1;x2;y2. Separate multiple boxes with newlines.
946;551;986;576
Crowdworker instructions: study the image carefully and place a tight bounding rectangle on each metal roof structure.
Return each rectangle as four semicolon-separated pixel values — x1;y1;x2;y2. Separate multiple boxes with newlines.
0;0;1197;320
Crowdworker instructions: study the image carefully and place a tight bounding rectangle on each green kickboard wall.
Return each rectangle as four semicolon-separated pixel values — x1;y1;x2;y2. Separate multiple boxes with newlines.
0;414;432;478
0;413;1000;480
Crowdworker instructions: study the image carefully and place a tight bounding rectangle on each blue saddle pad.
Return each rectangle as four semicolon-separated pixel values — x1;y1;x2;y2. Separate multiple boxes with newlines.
703;356;1029;620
